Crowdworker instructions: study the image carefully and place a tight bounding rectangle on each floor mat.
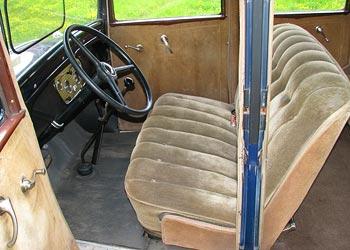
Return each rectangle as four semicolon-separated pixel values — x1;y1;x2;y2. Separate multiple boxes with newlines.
51;130;148;249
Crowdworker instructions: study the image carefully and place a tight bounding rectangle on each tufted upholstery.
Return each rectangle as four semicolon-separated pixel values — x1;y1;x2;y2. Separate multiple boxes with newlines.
266;23;350;202
262;23;350;249
126;93;237;235
125;24;350;248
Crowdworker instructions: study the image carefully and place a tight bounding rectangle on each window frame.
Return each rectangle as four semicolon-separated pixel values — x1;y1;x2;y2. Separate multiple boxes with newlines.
108;0;226;26
0;37;25;151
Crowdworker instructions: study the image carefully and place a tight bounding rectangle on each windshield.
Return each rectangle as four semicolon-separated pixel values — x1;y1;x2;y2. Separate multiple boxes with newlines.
0;0;97;76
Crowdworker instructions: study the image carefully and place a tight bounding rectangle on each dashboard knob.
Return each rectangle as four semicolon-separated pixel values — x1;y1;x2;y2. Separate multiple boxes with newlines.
124;77;135;92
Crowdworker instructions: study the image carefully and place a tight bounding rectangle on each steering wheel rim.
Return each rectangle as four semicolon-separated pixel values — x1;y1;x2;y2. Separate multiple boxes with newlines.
63;24;153;116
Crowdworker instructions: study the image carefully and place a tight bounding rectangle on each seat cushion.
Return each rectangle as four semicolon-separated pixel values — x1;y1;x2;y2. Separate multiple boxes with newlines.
125;93;237;236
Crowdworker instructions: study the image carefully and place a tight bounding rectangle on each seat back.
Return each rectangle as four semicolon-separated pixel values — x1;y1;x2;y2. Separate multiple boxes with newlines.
262;24;350;249
124;23;350;250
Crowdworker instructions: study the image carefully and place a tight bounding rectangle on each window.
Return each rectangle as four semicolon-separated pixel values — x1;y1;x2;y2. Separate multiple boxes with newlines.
0;100;5;126
0;0;98;76
0;38;25;151
64;0;98;29
113;0;222;21
275;0;346;12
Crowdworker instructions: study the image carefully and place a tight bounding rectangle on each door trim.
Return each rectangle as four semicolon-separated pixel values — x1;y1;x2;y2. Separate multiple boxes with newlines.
0;36;25;151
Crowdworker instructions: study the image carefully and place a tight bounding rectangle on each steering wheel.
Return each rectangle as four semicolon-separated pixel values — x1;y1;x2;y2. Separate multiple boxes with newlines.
63;24;153;116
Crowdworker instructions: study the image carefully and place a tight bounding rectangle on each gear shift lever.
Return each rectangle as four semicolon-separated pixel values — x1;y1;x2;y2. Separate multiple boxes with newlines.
123;77;135;95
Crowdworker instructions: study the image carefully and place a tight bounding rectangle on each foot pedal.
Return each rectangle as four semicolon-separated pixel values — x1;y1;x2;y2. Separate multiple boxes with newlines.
77;163;94;176
283;217;296;233
41;144;52;168
43;154;52;168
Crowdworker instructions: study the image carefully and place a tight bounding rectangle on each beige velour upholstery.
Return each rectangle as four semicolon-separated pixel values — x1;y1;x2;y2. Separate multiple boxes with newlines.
125;23;350;249
126;93;238;235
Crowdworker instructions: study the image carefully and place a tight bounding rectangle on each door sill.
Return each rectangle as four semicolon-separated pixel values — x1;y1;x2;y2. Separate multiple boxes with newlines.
76;240;136;250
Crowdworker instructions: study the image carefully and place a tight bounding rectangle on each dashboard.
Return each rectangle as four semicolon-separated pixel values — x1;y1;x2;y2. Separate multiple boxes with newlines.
17;22;109;140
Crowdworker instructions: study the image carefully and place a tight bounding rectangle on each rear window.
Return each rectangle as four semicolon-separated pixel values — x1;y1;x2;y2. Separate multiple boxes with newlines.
113;0;223;21
275;0;346;12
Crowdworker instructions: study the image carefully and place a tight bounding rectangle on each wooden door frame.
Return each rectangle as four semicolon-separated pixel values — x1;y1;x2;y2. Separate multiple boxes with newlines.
0;37;25;151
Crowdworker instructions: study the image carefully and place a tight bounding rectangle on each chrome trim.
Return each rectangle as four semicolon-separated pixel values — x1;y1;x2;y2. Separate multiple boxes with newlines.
20;169;47;193
101;62;117;77
160;35;173;54
51;120;64;129
0;197;18;247
124;44;143;52
316;25;330;43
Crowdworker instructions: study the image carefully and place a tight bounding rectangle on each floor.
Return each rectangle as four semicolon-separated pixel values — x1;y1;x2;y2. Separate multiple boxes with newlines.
272;125;350;250
47;120;183;250
47;120;350;250
48;126;150;249
77;240;134;250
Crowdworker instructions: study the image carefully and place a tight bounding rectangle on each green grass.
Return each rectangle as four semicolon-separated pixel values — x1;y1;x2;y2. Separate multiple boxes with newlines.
0;0;347;46
1;0;97;46
114;0;221;20
275;0;346;12
113;0;346;20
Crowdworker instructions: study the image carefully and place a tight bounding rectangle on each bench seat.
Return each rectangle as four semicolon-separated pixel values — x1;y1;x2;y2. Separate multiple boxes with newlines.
125;93;237;236
125;24;350;249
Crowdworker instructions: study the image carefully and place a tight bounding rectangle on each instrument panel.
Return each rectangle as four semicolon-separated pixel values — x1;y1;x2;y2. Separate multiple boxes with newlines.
54;60;85;104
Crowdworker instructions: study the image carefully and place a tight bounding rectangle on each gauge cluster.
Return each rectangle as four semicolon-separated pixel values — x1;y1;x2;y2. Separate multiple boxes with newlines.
54;60;85;104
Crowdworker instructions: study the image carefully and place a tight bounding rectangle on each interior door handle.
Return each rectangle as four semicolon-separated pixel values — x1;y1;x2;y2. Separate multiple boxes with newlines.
0;197;18;248
124;44;144;52
315;26;330;43
21;168;46;193
160;35;173;54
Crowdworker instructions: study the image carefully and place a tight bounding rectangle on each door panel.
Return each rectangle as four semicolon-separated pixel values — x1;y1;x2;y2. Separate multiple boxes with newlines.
275;13;350;69
0;37;76;250
0;117;77;250
109;0;239;107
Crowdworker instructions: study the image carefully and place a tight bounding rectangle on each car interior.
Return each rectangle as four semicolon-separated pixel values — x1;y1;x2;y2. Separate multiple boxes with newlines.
1;0;350;249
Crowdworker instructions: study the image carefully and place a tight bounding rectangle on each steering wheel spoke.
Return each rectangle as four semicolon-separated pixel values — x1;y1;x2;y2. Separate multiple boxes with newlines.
102;72;127;105
63;24;153;116
70;35;100;67
112;86;127;106
115;64;135;78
